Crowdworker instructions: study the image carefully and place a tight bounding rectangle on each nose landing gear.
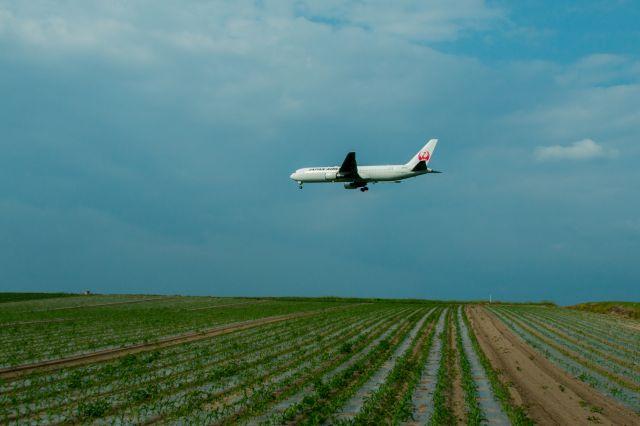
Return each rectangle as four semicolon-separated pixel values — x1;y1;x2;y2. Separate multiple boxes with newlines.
298;182;303;189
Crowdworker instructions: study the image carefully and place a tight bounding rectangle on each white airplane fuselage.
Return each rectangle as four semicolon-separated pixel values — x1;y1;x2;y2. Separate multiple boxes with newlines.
289;165;429;183
289;138;440;191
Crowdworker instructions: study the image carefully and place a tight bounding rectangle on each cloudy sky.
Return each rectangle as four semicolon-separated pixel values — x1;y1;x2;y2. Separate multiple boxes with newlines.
1;1;639;304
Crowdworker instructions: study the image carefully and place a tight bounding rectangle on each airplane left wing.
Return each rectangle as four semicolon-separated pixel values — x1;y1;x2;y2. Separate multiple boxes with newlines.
337;152;359;180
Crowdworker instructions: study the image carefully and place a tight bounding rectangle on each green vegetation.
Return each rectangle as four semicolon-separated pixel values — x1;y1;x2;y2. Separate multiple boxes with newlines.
430;309;456;425
569;301;640;320
0;295;350;367
291;310;423;424
1;295;637;424
454;310;483;425
352;309;439;424
0;292;79;304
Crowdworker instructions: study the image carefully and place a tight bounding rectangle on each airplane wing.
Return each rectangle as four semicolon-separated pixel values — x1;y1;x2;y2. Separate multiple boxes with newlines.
337;152;360;180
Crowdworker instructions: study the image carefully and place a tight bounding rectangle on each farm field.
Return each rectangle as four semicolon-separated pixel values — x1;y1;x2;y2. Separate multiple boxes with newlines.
0;294;638;424
569;301;640;320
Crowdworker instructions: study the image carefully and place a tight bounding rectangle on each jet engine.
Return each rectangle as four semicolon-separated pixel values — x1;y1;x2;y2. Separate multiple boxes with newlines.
344;182;367;189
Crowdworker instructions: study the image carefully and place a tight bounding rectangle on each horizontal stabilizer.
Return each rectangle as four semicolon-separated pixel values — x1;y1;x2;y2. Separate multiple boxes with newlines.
412;161;427;172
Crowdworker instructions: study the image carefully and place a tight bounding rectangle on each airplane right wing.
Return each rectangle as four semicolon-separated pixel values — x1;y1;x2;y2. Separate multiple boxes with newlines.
337;152;360;180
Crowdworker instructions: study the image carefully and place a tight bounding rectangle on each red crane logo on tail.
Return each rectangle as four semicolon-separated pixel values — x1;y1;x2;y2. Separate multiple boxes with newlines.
418;151;431;161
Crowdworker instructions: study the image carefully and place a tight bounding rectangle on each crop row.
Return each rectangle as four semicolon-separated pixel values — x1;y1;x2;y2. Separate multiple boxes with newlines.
1;304;409;424
257;309;429;425
111;309;404;424
335;308;436;423
251;309;423;425
494;307;640;389
0;299;350;367
3;304;375;410
512;310;639;380
489;306;640;413
5;302;576;425
1;305;384;400
0;295;169;313
179;308;427;425
404;308;447;425
234;305;523;425
518;307;639;360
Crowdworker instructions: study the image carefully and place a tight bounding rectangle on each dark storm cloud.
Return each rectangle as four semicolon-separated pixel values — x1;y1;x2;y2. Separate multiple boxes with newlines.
1;1;639;304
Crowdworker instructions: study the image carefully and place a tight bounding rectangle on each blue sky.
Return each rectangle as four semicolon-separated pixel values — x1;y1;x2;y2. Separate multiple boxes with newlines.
1;1;639;304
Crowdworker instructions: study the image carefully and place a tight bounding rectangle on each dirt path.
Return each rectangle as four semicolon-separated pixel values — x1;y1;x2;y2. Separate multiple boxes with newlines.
467;305;639;425
457;306;509;425
0;304;357;380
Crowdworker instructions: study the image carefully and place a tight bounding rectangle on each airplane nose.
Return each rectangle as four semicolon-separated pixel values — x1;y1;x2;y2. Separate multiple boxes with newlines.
289;172;296;180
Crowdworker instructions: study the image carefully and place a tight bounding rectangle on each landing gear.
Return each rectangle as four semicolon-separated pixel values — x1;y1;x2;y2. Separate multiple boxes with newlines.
298;182;303;189
360;186;369;192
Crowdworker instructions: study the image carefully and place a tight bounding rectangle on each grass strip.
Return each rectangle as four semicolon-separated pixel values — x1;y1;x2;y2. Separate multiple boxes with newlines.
569;301;640;320
0;293;78;304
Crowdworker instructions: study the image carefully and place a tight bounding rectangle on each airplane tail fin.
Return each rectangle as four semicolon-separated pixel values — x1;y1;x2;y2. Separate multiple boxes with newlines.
406;139;438;171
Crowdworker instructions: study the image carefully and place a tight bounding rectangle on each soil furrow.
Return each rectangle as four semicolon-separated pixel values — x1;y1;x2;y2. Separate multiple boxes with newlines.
468;305;639;425
498;308;640;392
403;308;447;425
334;309;432;421
457;306;509;425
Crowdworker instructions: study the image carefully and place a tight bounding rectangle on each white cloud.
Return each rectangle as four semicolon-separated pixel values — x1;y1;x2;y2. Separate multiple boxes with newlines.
504;81;640;152
298;0;504;41
555;54;640;86
0;1;503;61
534;139;617;162
0;7;153;62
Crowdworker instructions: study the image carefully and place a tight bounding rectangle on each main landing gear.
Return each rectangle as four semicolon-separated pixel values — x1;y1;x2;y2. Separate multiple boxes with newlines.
360;186;369;192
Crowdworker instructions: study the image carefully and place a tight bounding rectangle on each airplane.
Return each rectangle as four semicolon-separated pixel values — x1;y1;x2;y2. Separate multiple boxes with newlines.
289;139;440;192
